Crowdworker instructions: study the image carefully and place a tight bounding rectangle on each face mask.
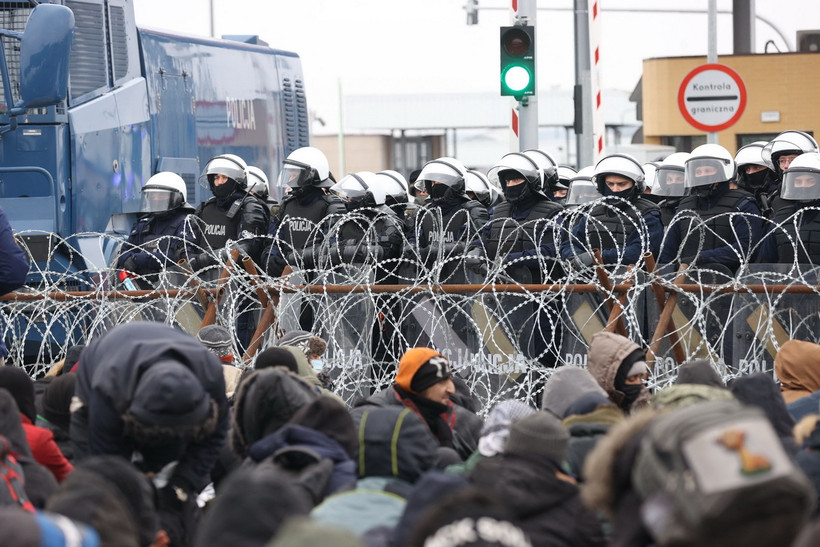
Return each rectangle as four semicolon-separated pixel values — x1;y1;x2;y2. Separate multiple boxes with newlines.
430;184;451;201
621;383;643;410
603;185;633;202
211;178;237;199
693;183;715;197
504;183;531;203
310;359;323;371
742;169;768;190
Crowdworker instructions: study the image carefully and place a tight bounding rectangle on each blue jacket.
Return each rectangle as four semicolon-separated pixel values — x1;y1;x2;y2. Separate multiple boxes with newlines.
0;206;28;358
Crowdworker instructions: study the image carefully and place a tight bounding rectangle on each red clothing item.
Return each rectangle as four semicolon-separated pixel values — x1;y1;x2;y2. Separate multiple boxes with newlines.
19;414;73;482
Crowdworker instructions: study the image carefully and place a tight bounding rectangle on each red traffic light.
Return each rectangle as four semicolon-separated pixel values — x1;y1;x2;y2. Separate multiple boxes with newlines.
502;27;532;57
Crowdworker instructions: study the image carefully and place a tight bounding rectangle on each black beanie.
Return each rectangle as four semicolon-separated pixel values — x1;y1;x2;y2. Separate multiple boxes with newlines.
255;347;299;374
0;366;36;422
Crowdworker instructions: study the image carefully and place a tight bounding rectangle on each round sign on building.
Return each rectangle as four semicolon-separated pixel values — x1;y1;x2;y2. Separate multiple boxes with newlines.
678;63;747;132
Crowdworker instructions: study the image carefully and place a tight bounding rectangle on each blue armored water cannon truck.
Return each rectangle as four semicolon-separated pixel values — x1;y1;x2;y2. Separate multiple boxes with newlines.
0;0;310;362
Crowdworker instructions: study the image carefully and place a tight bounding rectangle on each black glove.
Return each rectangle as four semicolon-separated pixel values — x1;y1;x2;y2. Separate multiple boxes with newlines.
420;245;438;268
188;252;216;273
121;255;138;274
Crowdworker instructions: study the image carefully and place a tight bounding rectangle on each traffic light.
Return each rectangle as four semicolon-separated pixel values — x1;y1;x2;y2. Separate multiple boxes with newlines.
500;25;535;99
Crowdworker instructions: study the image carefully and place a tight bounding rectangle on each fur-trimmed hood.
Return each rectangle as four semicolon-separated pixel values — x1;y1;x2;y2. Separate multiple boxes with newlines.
580;407;659;518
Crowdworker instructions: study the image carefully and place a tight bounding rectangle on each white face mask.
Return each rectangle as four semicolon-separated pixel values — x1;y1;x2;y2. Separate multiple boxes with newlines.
310;359;323;371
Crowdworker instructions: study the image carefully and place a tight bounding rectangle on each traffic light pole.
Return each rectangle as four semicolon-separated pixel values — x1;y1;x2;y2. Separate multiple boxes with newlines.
513;0;538;152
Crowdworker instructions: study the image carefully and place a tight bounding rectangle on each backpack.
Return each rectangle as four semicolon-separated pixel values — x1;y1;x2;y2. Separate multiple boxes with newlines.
0;435;34;512
632;400;814;547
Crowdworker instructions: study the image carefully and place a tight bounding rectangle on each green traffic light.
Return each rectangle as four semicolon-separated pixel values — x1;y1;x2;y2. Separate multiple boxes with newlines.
503;65;531;93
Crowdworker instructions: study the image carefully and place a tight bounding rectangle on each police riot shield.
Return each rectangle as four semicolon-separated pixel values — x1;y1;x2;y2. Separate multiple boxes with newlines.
731;264;820;375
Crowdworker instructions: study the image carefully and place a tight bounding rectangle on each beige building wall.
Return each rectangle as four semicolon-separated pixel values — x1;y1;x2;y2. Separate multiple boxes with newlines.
313;134;392;178
641;53;820;153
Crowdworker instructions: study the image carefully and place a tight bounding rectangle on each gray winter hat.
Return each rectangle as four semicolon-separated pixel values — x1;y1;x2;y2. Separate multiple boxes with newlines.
505;411;569;464
197;324;233;359
542;366;608;418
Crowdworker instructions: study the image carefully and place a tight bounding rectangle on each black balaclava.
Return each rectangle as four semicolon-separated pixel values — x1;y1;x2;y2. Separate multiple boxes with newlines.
211;176;238;200
614;348;646;411
504;182;532;204
603;184;635;203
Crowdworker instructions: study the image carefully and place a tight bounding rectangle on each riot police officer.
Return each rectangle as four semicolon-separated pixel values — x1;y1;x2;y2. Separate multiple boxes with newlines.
762;130;819;188
758;152;820;266
246;165;276;213
329;171;404;270
262;146;346;276
659;144;762;275
411;157;488;282
187;154;269;273
652;152;689;226
561;153;663;268
486;152;564;282
117;171;196;284
734;142;778;218
465;169;502;212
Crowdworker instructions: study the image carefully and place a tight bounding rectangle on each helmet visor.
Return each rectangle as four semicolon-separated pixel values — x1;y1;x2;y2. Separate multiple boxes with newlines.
276;160;314;188
782;170;820;201
685;158;728;188
140;188;179;213
330;177;368;202
653;168;687;197
566;180;601;205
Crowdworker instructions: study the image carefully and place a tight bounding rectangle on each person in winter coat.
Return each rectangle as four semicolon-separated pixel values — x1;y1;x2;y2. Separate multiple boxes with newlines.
311;405;439;542
194;466;312;547
242;396;357;506
673;358;726;388
0;389;57;508
469;411;606;546
541;365;609;419
36;372;76;462
586;332;651;414
447;399;536;476
356;347;482;460
775;339;820;404
0;506;100;546
230;367;319;460
47;455;162;547
562;392;624;480
0;205;28;365
71;322;229;546
0;367;73;482
729;372;799;457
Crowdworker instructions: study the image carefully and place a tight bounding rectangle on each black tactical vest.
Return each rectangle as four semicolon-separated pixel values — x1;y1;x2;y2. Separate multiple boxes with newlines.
584;198;659;252
197;199;239;250
487;198;563;259
677;189;753;259
276;194;336;250
772;199;820;264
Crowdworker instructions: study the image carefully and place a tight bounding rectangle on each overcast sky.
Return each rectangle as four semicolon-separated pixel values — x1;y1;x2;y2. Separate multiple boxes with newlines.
133;0;820;132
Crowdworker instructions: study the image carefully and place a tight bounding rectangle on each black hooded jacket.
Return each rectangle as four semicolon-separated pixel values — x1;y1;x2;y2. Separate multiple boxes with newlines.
728;372;798;456
73;323;229;490
469;452;606;546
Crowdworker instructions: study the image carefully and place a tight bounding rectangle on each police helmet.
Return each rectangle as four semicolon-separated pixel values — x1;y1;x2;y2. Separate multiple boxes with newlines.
642;162;660;194
374;170;410;204
522;149;561;192
199;153;248;189
781;152;820;202
565;167;602;206
488;152;543;193
141;171;187;213
653;152;689;197
416;157;467;198
762;131;819;175
246;166;270;200
556;166;577;192
592;154;645;196
331;171;386;207
685;144;735;189
465;169;500;208
277;146;332;189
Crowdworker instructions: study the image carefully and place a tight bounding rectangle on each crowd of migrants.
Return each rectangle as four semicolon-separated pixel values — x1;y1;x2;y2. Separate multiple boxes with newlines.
2;130;820;545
